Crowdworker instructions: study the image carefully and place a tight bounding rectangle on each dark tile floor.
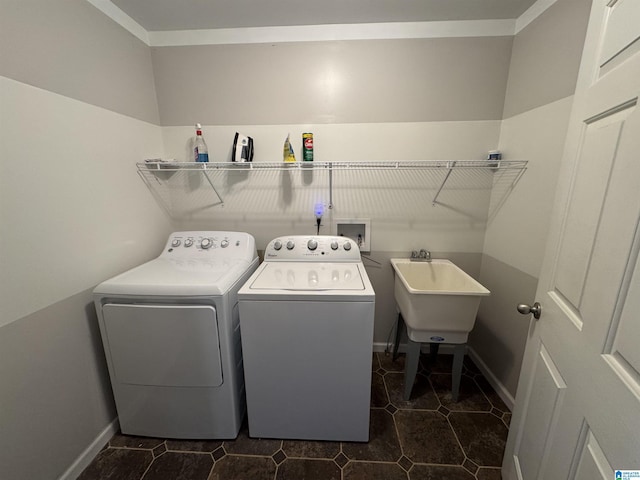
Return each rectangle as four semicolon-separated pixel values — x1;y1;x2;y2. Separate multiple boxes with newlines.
79;353;509;480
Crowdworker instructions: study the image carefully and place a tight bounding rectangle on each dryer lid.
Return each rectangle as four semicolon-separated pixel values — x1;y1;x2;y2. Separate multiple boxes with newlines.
94;257;254;296
249;262;365;291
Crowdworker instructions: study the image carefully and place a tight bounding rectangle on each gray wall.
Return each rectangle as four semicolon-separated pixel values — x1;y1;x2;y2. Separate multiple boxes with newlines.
0;1;172;478
0;290;115;479
0;0;160;124
502;0;591;118
469;0;592;401
152;37;512;125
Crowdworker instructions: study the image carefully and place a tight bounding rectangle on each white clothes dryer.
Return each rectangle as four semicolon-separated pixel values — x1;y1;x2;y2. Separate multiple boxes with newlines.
238;235;375;442
93;231;258;439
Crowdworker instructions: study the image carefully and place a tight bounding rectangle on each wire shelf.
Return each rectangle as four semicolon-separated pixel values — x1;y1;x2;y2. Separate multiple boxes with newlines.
139;160;526;172
137;160;527;220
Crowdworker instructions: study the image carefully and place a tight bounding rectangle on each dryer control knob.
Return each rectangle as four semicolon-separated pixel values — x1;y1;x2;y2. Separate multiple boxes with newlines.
343;242;352;251
307;239;318;251
286;240;295;250
184;238;194;247
201;238;213;249
171;239;181;247
330;241;339;250
221;239;229;248
273;240;282;250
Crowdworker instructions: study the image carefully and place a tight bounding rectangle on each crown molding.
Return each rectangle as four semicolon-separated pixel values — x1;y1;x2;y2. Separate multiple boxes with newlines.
87;0;149;44
515;0;558;34
87;0;559;46
148;20;515;46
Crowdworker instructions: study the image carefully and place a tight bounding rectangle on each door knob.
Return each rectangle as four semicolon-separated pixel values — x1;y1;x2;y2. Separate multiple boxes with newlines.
517;302;542;320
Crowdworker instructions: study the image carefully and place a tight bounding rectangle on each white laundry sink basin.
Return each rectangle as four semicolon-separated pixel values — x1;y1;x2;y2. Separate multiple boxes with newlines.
390;258;490;344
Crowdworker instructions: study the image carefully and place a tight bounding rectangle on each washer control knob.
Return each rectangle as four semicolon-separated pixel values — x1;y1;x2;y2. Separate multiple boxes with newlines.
273;240;282;250
307;239;318;251
201;238;213;249
184;238;194;247
221;239;229;248
171;239;181;247
286;240;295;250
330;241;339;250
343;242;352;251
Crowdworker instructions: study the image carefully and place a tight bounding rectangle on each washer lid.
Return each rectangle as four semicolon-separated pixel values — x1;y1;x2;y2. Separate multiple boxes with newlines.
249;262;365;291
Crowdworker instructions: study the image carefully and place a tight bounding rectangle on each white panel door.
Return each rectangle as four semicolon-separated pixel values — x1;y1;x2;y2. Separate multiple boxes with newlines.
503;1;640;479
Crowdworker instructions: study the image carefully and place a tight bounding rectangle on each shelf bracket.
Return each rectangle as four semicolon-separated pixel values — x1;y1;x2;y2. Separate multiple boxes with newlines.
432;161;456;206
202;169;224;207
328;162;334;209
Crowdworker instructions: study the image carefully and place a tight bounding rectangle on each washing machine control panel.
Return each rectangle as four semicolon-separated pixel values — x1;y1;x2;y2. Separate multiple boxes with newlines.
162;231;256;261
264;235;361;261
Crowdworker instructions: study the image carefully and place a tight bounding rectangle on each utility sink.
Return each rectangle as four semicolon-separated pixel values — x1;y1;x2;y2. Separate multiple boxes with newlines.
390;259;490;344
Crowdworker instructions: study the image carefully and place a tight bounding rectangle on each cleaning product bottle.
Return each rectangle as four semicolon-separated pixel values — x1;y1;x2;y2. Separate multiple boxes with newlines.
283;134;296;163
302;133;313;161
194;124;209;163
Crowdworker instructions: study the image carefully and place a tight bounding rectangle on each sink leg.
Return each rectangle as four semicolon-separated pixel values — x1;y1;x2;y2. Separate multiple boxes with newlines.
392;313;404;361
404;339;421;401
451;344;466;402
429;342;440;365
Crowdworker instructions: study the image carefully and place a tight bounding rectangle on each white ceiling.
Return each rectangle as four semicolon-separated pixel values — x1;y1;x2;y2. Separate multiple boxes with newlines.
109;0;541;31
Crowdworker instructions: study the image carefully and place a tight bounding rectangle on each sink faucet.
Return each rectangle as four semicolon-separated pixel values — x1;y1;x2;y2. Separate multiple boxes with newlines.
410;249;432;262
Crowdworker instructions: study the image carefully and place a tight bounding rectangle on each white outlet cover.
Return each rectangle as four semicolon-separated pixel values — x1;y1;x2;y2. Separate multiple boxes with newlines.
334;218;371;252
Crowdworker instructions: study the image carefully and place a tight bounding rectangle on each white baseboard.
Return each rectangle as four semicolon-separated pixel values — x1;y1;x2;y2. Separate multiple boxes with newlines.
467;346;515;411
374;341;515;411
58;418;119;480
373;341;399;353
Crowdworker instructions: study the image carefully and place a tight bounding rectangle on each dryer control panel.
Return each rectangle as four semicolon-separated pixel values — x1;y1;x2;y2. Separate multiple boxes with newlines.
264;235;361;261
162;231;256;262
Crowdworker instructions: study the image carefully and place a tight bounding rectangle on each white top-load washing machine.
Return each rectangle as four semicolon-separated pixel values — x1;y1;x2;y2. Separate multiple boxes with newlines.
238;235;375;442
93;231;258;439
